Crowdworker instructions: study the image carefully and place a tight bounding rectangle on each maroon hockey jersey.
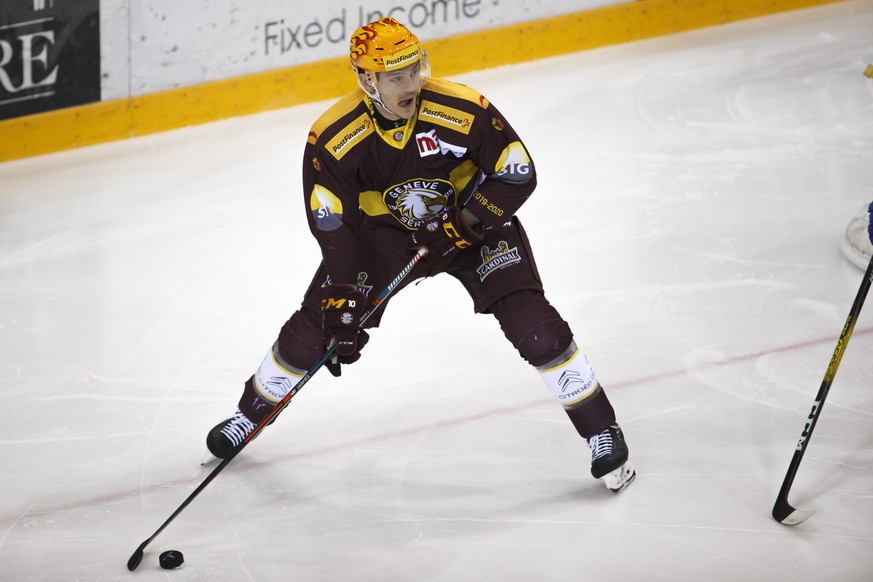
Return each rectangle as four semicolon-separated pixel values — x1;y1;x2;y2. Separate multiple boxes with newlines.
303;77;536;284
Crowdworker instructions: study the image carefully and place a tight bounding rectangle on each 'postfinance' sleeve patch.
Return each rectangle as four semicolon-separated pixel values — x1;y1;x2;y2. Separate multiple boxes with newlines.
326;113;374;160
420;101;474;135
310;184;344;231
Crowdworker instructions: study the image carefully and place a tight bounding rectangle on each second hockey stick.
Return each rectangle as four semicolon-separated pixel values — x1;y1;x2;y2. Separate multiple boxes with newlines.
127;247;428;570
772;253;873;525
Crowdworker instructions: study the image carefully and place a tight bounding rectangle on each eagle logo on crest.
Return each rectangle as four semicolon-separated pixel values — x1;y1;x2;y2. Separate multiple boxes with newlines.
383;178;457;230
396;188;448;221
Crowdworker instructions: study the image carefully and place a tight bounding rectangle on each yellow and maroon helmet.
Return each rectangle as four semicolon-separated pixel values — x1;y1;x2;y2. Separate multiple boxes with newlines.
349;17;423;73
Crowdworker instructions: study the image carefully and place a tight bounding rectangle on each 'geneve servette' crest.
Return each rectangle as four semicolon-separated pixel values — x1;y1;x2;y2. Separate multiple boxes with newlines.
383;178;457;230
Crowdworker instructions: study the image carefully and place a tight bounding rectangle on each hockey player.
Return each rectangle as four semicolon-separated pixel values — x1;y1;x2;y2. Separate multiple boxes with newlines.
206;17;635;492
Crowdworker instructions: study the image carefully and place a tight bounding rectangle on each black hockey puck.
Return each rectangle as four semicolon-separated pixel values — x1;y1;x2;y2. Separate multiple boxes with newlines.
159;550;184;569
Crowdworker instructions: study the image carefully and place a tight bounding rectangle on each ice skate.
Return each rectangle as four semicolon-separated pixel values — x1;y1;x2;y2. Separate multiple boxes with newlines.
587;423;636;493
205;408;256;460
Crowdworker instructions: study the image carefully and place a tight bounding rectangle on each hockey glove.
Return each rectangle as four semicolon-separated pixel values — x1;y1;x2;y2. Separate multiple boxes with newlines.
320;284;369;377
407;207;484;265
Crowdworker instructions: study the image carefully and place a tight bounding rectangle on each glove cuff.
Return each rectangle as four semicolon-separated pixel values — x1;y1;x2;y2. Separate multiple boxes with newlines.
454;207;485;242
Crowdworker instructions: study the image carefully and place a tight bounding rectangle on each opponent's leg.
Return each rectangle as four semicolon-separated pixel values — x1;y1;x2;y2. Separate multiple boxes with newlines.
490;290;635;492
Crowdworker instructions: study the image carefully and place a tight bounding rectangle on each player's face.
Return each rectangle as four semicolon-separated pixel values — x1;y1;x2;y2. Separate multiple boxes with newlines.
374;61;421;120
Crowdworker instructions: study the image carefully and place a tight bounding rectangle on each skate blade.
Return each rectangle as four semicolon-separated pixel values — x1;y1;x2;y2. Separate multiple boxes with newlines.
602;461;636;493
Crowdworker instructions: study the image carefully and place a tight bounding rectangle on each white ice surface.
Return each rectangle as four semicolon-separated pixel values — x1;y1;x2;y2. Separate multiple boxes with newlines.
1;2;873;580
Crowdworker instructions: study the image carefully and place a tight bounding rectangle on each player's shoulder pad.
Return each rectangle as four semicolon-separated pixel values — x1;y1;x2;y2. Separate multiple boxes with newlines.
418;78;490;136
423;78;490;109
307;91;374;161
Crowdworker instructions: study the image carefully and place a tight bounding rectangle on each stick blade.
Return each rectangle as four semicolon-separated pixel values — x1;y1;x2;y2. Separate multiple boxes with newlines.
127;548;144;571
127;539;149;571
772;497;815;525
779;509;816;526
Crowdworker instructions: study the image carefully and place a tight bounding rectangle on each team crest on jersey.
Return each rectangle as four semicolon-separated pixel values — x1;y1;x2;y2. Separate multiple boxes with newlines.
476;241;522;281
321;272;374;297
383;178;457;230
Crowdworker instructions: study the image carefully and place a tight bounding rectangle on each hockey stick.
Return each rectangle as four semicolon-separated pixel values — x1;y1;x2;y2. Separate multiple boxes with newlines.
772;253;873;525
127;247;428;570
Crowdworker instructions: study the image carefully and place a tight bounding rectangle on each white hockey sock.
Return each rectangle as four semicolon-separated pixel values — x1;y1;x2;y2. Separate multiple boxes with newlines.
253;344;305;404
537;343;599;408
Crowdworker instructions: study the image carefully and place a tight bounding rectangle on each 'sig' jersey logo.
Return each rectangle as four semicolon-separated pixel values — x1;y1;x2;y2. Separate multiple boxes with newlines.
383;178;457;230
